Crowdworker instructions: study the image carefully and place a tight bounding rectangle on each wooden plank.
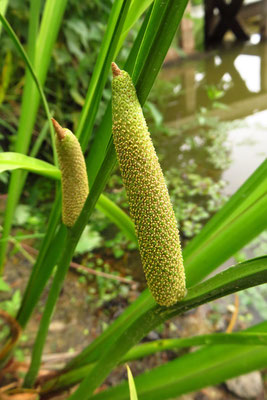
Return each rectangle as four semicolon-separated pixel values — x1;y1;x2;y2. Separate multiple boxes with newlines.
167;93;267;127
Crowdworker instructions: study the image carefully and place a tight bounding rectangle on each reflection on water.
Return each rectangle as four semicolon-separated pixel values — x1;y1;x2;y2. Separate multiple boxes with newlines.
234;54;261;93
224;110;267;195
154;39;267;195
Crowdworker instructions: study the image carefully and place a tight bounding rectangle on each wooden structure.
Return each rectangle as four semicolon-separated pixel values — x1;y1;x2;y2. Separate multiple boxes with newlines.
204;0;267;48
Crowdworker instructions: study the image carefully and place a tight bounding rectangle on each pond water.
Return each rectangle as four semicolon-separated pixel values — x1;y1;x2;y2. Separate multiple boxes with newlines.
155;35;267;196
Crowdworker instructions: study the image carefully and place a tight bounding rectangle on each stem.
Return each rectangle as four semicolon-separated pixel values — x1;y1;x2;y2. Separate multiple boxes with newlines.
17;192;63;328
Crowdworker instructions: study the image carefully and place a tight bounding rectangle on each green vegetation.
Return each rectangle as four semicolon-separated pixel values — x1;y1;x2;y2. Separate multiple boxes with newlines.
0;1;266;399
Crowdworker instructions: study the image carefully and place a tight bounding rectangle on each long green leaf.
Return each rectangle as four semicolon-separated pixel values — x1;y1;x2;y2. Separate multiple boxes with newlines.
115;0;153;54
28;0;41;62
0;14;54;150
124;332;267;361
66;257;267;399
89;321;267;400
131;0;170;81
0;152;59;178
17;220;66;328
24;226;72;387
134;0;188;104
96;194;137;244
184;159;267;285
0;0;8;36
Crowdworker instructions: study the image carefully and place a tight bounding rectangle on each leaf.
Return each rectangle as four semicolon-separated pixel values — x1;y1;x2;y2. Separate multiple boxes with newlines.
117;0;153;48
0;0;8;36
0;153;60;179
123;332;267;362
75;226;102;255
0;277;10;292
126;364;138;400
145;101;163;127
13;205;31;226
89;322;267;400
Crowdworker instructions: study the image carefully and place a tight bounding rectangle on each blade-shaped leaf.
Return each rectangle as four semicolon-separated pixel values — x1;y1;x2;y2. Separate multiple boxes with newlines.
123;332;267;361
0;0;8;36
0;152;60;178
89;322;267;400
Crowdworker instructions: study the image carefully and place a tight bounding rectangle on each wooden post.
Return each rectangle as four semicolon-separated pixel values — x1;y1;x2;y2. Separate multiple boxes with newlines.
261;0;267;40
180;1;195;54
182;67;196;114
204;0;249;47
261;39;267;91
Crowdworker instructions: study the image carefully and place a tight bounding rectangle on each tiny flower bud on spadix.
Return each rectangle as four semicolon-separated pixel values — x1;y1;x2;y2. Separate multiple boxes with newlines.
111;63;186;306
52;118;89;227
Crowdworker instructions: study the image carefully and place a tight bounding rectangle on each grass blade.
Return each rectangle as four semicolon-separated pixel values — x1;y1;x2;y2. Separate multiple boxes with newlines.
124;332;267;361
17;219;66;328
24;227;74;387
28;0;41;61
119;0;153;46
126;365;138;400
